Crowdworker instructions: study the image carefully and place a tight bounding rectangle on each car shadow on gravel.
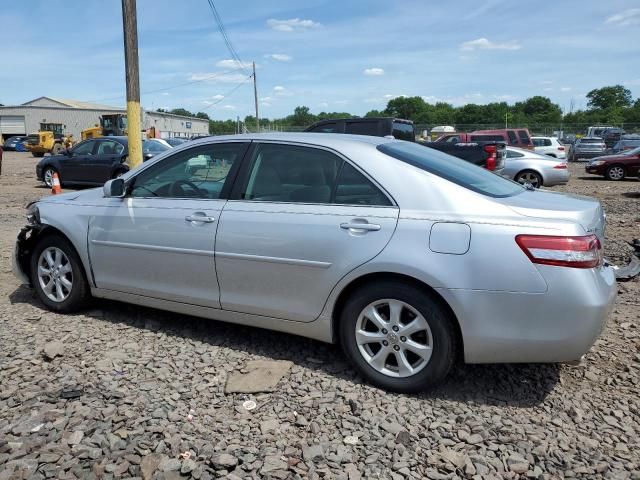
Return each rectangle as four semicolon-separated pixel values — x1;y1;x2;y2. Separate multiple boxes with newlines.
9;286;559;407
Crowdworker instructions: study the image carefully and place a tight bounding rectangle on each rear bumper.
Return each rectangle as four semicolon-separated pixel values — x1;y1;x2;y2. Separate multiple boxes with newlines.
544;168;570;186
573;151;605;160
439;265;616;364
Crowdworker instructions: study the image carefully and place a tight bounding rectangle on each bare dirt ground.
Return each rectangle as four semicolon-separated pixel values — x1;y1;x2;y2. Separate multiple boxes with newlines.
0;151;639;480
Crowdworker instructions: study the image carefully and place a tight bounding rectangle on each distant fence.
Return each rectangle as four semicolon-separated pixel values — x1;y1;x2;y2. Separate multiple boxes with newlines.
210;123;640;137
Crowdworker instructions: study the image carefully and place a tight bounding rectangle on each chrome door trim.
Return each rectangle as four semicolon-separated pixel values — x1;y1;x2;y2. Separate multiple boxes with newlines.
90;239;215;257
216;251;332;268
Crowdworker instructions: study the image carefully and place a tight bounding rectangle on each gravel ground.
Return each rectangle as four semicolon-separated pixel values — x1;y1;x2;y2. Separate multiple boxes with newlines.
1;151;639;480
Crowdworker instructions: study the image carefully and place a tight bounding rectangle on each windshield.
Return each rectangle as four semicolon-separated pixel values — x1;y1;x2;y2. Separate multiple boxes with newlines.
378;142;523;198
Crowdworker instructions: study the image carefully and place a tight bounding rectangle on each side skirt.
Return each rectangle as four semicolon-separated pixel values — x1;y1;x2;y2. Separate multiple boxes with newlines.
91;287;334;343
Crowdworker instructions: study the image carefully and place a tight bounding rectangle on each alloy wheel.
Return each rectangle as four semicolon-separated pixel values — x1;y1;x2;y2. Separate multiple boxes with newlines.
607;166;625;180
37;247;73;302
516;171;541;188
44;169;54;188
355;299;433;378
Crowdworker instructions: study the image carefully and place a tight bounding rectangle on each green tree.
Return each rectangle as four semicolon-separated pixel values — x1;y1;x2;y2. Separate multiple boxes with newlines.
586;85;632;110
289;106;317;126
384;96;427;120
195;112;210;120
365;109;384;117
516;96;562;124
169;108;195;117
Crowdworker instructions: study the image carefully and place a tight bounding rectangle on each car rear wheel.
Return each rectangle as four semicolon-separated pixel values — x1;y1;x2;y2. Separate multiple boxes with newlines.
43;167;57;188
339;281;457;392
32;152;45;158
605;165;625;181
515;170;543;188
30;235;90;313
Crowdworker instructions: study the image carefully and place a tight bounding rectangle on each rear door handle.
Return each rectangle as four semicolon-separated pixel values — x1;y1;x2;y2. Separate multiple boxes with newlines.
185;214;216;223
340;222;381;231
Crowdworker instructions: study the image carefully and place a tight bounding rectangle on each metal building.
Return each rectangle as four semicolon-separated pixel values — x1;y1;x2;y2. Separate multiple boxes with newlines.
0;97;209;140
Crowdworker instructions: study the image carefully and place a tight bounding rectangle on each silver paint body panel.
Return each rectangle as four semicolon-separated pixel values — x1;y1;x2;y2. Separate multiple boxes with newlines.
15;133;616;364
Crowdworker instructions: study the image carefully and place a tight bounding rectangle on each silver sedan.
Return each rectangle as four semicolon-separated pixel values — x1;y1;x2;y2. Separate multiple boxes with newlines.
13;133;616;392
502;146;570;188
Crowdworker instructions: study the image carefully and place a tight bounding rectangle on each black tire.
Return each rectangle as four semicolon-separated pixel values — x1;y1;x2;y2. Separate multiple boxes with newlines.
605;164;626;181
32;152;45;158
515;170;543;188
112;168;127;179
30;234;90;313
51;143;64;155
339;281;457;393
42;167;57;188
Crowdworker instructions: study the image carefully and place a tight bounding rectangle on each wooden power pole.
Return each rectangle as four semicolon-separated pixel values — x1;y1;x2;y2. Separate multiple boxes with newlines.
253;62;259;132
121;0;143;168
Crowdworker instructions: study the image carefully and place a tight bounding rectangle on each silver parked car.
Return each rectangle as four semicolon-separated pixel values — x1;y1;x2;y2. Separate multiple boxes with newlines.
13;133;616;392
502;146;570;188
569;137;607;162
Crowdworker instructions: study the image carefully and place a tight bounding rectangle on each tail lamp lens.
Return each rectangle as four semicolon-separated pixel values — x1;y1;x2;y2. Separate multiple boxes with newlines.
515;234;602;268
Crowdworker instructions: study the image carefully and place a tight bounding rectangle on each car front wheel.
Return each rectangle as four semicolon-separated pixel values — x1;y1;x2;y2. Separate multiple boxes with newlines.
339;281;457;392
605;165;625;181
30;235;90;313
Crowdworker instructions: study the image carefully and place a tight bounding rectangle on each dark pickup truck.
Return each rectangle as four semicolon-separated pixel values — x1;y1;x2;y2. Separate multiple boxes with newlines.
304;117;505;173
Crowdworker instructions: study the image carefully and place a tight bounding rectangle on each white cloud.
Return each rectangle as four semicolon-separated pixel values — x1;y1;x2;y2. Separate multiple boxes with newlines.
605;8;640;27
622;78;640;86
215;59;251;69
267;18;320;32
273;86;285;92
265;54;292;62
260;96;273;102
210;94;225;101
260;101;271;107
560;86;572;92
364;68;385;76
160;92;169;96
221;105;236;110
543;87;553;92
189;72;248;83
460;38;521;51
318;102;329;108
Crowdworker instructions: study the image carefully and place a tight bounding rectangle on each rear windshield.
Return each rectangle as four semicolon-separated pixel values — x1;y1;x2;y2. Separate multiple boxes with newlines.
580;138;604;144
517;130;531;144
378;142;523;198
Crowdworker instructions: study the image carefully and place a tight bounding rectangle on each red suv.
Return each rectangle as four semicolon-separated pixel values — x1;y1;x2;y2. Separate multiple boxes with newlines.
471;129;534;150
435;129;534;150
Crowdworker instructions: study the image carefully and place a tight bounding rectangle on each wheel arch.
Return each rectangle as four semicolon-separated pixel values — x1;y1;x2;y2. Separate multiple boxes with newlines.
330;271;464;360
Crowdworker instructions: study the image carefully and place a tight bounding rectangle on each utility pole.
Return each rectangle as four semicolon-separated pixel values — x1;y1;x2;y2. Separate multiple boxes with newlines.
252;62;259;132
121;0;142;168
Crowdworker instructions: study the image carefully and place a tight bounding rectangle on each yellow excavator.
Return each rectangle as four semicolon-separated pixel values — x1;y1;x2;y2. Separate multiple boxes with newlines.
24;123;74;157
81;114;128;139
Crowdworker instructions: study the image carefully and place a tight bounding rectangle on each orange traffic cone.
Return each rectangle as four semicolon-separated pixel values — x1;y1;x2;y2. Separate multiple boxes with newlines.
51;172;62;195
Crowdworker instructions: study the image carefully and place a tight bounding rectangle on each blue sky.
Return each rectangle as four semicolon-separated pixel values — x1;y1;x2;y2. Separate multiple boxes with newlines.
1;0;639;120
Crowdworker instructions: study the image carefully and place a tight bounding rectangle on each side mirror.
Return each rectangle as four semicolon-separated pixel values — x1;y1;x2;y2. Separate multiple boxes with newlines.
103;178;126;198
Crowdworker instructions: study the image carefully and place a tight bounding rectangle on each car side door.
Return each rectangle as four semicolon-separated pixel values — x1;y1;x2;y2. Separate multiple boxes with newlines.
87;142;249;307
62;140;97;182
215;141;399;322
85;139;126;183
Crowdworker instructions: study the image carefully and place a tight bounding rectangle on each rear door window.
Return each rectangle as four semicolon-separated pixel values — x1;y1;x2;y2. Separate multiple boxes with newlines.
507;131;518;144
334;163;392;206
470;135;504;142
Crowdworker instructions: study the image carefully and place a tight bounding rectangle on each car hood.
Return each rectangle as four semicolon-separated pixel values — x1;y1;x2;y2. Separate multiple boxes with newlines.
39;188;103;204
497;189;605;242
590;154;628;162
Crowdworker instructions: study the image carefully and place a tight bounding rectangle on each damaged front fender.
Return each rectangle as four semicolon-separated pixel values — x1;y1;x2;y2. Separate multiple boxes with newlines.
12;225;44;285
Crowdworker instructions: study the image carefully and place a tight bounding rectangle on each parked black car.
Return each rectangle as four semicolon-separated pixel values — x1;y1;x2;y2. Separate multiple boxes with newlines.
305;117;416;141
3;135;28;151
36;137;170;187
601;128;626;149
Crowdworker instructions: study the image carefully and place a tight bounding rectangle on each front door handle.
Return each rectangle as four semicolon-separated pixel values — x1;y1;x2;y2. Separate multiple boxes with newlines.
340;222;381;232
185;214;216;223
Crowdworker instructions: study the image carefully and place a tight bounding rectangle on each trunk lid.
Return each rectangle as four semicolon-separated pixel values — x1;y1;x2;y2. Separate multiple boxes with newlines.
497;190;606;242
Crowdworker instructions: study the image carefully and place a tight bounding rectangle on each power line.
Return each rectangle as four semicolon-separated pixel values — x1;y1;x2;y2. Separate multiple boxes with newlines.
201;74;253;111
206;0;249;72
82;67;248;104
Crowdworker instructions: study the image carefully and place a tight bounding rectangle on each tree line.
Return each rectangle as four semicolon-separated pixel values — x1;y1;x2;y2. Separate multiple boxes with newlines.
157;85;640;135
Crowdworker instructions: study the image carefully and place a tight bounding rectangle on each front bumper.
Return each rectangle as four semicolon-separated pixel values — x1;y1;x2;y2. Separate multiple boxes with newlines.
585;165;605;175
439;264;617;364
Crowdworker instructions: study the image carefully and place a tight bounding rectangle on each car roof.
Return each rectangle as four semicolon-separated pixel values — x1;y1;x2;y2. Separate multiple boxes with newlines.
188;132;396;149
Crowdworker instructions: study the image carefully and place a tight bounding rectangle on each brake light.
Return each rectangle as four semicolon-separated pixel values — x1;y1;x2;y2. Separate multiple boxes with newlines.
484;144;497;171
515;234;602;268
558;146;565;151
553;163;567;169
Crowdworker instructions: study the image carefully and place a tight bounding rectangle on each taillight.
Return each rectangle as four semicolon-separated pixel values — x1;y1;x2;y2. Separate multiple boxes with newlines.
484;144;497;171
515;234;602;268
558;146;565;151
553;163;567;169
